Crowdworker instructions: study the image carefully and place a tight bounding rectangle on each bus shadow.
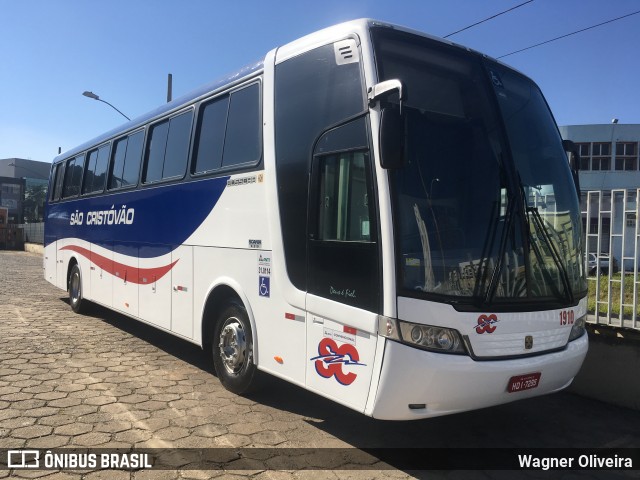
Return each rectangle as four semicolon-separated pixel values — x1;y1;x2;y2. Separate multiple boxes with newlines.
247;372;640;475
59;297;214;374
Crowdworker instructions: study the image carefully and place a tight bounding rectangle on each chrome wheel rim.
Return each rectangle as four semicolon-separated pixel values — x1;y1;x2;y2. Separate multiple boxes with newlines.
70;271;80;305
218;317;247;375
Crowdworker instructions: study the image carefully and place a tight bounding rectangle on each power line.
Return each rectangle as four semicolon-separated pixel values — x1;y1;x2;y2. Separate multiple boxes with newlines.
497;10;640;58
444;1;534;38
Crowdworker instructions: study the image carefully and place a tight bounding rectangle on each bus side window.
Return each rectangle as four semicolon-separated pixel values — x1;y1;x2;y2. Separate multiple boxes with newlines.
163;111;193;179
143;111;193;184
51;163;65;201
144;120;169;183
109;130;144;190
62;155;84;198
192;82;261;176
83;149;99;194
192;96;229;174
317;153;371;242
222;83;261;168
82;144;110;194
110;137;128;189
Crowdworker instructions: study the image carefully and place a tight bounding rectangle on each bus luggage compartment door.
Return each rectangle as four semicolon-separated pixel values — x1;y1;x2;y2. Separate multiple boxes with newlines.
171;245;193;339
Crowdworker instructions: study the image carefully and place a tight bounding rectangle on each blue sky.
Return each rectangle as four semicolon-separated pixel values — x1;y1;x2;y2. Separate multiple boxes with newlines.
1;0;639;162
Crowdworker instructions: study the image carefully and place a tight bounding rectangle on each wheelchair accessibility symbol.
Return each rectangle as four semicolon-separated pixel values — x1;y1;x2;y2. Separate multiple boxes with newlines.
259;276;270;297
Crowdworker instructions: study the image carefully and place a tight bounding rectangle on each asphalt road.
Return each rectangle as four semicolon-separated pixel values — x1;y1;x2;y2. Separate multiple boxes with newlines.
1;251;639;480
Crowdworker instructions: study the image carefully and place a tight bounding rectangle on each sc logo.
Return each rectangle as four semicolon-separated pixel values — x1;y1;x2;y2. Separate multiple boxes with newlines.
310;338;365;385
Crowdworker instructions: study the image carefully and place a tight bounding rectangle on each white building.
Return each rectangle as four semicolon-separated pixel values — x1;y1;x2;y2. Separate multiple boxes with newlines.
559;124;640;271
0;158;50;224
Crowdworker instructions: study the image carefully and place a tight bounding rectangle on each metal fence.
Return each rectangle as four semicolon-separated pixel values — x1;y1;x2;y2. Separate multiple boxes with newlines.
19;222;44;245
583;189;640;331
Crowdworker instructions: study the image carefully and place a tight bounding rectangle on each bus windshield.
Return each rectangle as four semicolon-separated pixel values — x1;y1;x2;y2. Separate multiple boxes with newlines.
372;28;587;307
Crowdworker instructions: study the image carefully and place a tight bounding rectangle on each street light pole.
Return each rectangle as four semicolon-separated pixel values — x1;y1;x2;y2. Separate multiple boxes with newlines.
82;91;130;121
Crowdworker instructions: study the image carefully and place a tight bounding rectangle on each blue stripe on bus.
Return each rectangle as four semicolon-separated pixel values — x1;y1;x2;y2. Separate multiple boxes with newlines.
45;176;229;257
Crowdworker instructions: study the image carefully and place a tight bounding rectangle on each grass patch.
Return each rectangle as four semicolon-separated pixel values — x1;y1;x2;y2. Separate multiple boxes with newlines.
587;273;640;319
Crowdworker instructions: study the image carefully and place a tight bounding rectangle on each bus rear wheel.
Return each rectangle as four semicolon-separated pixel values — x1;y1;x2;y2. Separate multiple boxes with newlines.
69;264;85;314
212;303;257;394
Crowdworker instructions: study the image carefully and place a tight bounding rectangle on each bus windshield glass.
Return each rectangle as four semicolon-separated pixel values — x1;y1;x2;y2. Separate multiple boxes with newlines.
372;28;587;307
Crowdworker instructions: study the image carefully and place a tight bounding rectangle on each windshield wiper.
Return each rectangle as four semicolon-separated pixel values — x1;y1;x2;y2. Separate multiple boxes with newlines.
526;205;574;304
483;191;517;304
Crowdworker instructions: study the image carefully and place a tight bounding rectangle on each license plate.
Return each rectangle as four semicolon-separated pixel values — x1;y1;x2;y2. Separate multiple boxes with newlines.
507;372;541;393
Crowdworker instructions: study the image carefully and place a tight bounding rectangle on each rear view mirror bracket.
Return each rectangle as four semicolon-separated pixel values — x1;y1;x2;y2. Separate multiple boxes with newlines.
368;79;404;113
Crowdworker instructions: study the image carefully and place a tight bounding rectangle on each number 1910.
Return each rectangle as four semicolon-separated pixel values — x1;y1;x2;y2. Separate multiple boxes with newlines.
560;310;574;325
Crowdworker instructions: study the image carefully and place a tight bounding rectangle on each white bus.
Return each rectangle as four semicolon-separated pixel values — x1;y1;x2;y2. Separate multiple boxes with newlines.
44;19;588;420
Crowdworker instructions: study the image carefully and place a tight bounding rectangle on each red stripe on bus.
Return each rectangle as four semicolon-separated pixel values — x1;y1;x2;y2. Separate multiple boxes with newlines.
60;245;178;284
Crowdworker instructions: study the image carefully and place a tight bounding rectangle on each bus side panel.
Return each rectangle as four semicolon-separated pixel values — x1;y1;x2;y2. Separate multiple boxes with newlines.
90;242;113;308
171;245;193;339
112;243;138;317
188;170;307;385
193;246;307;385
55;239;69;290
305;295;378;413
44;241;57;285
56;237;93;299
138;245;172;331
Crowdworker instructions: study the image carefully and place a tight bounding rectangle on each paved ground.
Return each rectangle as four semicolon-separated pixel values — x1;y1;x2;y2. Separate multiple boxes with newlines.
1;251;640;479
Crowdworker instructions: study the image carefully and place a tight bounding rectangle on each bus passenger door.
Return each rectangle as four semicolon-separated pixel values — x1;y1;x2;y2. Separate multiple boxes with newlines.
306;122;380;412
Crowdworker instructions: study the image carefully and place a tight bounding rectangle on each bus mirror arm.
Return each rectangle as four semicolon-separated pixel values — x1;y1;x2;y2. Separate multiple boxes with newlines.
368;79;403;113
562;139;581;197
370;80;406;169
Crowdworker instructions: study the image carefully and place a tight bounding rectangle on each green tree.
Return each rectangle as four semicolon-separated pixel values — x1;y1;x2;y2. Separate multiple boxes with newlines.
23;183;47;222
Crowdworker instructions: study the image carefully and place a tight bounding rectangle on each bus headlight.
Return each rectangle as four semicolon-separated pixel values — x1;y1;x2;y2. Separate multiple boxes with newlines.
378;316;466;354
568;315;587;342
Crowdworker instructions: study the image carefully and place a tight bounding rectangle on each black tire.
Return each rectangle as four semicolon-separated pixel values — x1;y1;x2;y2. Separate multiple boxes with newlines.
212;303;257;394
68;264;86;314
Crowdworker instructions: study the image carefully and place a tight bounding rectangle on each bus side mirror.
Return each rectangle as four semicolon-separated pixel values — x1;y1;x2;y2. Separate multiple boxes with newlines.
379;107;405;169
369;79;406;169
562;139;581;196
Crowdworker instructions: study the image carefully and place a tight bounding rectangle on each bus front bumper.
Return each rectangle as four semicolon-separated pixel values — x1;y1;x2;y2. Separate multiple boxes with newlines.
368;333;588;420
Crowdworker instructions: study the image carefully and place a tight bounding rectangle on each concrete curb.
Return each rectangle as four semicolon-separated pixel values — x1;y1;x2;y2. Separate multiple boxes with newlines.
24;242;44;255
568;326;640;411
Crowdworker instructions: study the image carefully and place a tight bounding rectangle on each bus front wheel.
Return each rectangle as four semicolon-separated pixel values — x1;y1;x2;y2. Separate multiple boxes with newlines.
69;264;85;314
212;303;257;394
